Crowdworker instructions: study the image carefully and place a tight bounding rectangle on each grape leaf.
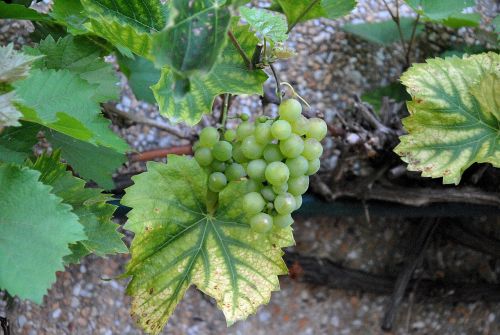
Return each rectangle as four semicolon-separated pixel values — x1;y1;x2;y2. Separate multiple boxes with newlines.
45;130;126;190
0;164;84;303
24;35;119;102
404;0;474;21
441;13;481;29
239;6;288;43
153;0;231;77
152;23;268;125
0;92;22;128
275;0;357;27
122;156;294;334
0;122;40;163
30;151;127;263
343;18;423;45
13;69;128;152
50;0;88;35
81;0;168;58
0;1;50;21
118;55;160;104
0;44;41;83
395;52;500;185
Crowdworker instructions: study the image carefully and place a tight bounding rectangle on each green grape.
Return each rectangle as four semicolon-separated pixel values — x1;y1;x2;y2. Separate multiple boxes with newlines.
279;134;304;158
266;202;274;211
224;129;236;142
265;161;290;185
246;179;262;193
272;183;288;194
241;135;265;159
247;159;267;181
287;175;309;196
291;115;309;136
243;192;266;214
274;193;296;215
294;195;302;210
208;172;227;192
225;163;246;181
199;127;219;147
192;140;201;151
249;213;273;233
258;116;269;123
236;121;255;140
240;113;249;121
232;142;248;163
261;186;276;201
274;214;294;228
302;138;323;160
263;144;284;162
307;158;320;175
194;147;213;166
271;119;292;140
286;156;309;177
306;117;328;141
254;122;272;144
278;99;302;122
210;160;226;172
212;141;233;161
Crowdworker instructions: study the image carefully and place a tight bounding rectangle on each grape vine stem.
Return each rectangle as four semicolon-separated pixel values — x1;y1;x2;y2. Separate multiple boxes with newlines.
227;30;253;70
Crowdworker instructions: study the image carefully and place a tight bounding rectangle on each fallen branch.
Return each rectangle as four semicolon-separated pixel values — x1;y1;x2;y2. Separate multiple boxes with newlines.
129;145;193;162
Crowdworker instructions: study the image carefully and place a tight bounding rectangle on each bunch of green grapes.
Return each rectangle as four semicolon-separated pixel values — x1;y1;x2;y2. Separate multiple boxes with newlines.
193;98;327;233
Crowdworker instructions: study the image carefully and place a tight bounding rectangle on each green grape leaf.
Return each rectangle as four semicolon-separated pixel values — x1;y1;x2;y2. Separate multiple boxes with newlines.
30;151;127;263
13;69;128;152
441;13;481;29
395;52;500;185
152;23;268;125
0;1;50;21
239;6;288;43
45;130;126;190
276;0;357;27
153;0;231;76
361;82;410;113
81;0;168;58
50;0;88;35
0;44;42;83
343;18;423;45
0;164;84;303
0;92;22;128
118;55;160;104
24;35;119;102
123;156;294;334
0;122;40;163
404;0;474;21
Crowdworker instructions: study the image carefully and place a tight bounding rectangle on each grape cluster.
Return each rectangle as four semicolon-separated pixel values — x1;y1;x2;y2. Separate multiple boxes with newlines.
193;98;327;233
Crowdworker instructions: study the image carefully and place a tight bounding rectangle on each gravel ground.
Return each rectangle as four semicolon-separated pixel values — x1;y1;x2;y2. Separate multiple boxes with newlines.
1;0;499;334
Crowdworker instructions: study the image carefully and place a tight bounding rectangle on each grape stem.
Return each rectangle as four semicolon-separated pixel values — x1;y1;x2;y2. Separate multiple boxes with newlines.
269;63;282;104
280;82;311;108
227;30;253;70
220;94;230;128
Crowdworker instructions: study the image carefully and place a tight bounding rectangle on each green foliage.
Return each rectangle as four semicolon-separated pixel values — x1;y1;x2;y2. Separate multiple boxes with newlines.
152;23;268;125
343;17;422;45
0;163;85;303
275;0;357;27
0;92;22;128
240;6;288;43
0;1;49;21
395;52;500;184
441;13;481;28
45;130;127;190
25;35;120;102
153;0;231;77
122;156;293;334
30;152;126;263
404;0;474;21
81;0;167;58
118;55;160;104
0;123;39;163
361;82;410;113
50;0;88;35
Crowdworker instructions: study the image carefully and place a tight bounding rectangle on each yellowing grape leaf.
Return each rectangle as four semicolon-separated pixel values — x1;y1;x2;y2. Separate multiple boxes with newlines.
122;156;294;334
395;52;500;184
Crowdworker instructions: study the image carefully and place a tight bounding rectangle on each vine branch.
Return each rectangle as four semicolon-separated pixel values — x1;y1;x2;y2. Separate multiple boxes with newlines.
227;30;253;70
220;93;230;128
269;63;282;104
